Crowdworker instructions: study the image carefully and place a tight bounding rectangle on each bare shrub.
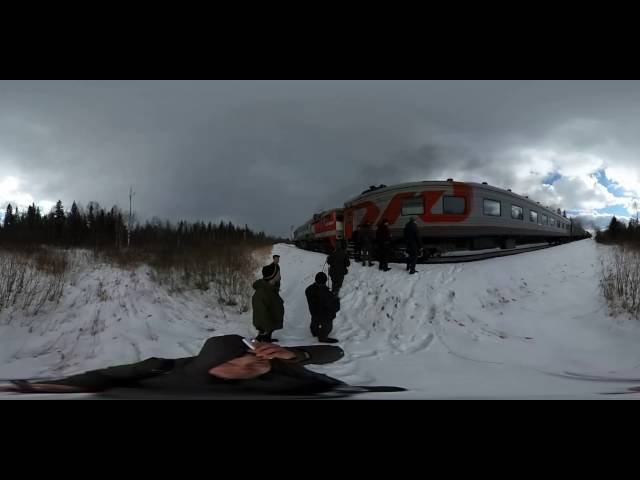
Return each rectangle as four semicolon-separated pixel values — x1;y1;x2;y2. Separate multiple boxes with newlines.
600;245;640;318
0;247;69;320
143;243;260;311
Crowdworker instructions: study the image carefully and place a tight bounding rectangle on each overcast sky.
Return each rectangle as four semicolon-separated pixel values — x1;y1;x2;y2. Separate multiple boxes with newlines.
1;80;640;235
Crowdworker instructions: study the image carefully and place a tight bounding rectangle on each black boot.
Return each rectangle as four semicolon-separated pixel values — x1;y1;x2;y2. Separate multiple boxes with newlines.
318;337;339;344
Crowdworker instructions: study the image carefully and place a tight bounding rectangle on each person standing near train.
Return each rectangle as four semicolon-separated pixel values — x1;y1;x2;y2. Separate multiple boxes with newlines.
376;218;392;272
358;222;374;267
403;216;422;274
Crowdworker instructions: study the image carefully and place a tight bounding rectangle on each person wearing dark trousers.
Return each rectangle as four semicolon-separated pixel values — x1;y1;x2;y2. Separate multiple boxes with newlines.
358;222;374;267
5;335;348;396
305;272;340;343
351;230;361;262
252;263;284;342
376;218;392;271
327;243;350;295
403;216;423;274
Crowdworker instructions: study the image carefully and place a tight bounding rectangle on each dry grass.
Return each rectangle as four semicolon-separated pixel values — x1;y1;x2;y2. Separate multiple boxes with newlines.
600;245;640;319
0;246;69;319
97;243;264;313
0;241;271;317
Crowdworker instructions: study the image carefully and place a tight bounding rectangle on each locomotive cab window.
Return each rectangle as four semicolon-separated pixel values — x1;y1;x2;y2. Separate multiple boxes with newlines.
542;214;548;225
401;197;424;216
550;218;555;227
443;196;466;215
511;204;524;220
483;199;501;217
529;210;538;223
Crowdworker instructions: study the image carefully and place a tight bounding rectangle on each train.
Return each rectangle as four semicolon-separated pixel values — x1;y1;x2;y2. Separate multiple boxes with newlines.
293;209;344;252
293;179;589;259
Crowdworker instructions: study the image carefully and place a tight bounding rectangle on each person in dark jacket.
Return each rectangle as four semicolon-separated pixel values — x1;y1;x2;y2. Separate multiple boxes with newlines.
403;216;423;274
327;243;350;295
358;222;374;267
5;335;348;396
252;263;284;342
270;254;281;291
305;272;340;343
375;218;392;272
351;230;361;262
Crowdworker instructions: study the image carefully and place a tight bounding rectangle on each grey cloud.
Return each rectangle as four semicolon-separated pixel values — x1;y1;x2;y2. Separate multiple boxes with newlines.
2;81;640;236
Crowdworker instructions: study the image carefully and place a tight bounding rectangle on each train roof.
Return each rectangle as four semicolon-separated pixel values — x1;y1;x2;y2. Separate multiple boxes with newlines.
344;180;567;219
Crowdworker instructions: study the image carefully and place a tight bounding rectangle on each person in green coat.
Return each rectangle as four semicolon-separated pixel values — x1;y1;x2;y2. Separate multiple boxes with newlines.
252;263;284;342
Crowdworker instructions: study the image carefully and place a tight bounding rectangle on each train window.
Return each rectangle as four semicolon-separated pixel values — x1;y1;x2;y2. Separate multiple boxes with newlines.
443;196;466;214
401;197;424;216
483;199;501;216
529;210;538;223
511;204;524;220
550;218;555;227
542;214;548;225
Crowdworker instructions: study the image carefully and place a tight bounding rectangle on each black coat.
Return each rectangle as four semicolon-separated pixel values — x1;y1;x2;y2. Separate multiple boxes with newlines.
403;220;422;250
327;249;350;278
137;345;345;395
305;283;339;321
351;230;360;248
376;223;392;246
358;225;374;248
35;338;345;396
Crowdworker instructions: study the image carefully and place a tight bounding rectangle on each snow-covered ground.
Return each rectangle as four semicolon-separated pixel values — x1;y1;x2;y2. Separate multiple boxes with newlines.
2;239;640;399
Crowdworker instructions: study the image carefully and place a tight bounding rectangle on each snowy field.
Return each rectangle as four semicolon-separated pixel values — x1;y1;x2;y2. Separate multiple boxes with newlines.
2;239;640;399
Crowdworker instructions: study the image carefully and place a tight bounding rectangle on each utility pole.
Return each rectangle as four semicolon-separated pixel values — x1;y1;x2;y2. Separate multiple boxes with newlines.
128;186;135;248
